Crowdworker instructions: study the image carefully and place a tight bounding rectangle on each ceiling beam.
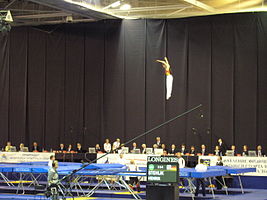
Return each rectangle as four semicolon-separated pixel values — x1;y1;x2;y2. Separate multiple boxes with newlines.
183;0;216;12
29;0;118;20
13;18;95;26
110;4;192;13
14;12;71;19
4;0;17;9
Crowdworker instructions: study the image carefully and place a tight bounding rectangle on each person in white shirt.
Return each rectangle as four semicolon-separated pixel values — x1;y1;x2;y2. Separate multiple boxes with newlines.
118;153;126;165
48;155;55;168
195;159;207;197
112;138;121;152
176;152;185;168
104;139;111;153
127;160;140;192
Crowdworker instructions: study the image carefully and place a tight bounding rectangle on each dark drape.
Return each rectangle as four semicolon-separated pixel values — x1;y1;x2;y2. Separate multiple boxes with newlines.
0;12;267;153
0;34;9;145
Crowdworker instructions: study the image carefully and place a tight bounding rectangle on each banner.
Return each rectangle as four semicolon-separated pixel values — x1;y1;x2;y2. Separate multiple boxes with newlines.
97;154;267;177
199;156;267;176
0;152;55;163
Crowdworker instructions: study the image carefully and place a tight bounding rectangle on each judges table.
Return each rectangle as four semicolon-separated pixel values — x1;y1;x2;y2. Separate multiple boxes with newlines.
55;153;97;162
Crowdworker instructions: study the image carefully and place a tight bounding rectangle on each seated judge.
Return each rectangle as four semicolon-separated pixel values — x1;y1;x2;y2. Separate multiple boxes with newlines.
169;144;178;155
112;138;121;152
153;144;158;153
130;142;137;153
5;141;12;152
141;144;147;154
95;144;101;153
19;143;25;152
180;144;188;155
67;144;72;152
242;145;249;156
214;145;221;156
162;149;168;156
257;145;265;157
230;145;238;156
200;144;207;156
31;142;40;152
161;143;168;154
76;143;83;153
58;143;66;152
189;146;196;156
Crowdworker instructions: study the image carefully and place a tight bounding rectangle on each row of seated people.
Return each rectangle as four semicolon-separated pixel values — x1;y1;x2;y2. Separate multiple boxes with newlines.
4;142;86;153
100;137;265;157
3;137;266;157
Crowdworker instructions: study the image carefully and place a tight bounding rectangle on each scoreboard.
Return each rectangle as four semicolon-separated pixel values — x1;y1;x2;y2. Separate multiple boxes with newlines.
147;156;179;183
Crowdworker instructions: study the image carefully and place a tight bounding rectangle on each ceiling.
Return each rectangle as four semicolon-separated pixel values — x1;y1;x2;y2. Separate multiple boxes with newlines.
0;0;267;26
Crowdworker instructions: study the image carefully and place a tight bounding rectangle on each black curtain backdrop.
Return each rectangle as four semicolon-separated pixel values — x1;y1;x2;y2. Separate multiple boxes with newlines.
0;12;267;153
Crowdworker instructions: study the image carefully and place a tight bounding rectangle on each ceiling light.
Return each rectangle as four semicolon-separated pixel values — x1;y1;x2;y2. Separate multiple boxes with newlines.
103;1;121;9
120;4;131;10
111;1;121;8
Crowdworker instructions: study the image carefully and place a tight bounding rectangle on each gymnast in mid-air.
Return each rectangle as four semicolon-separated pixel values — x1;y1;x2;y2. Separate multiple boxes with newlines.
156;57;173;100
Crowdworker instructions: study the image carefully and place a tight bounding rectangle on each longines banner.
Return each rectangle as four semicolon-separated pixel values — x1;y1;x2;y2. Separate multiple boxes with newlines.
97;154;267;176
199;156;267;176
0;152;55;163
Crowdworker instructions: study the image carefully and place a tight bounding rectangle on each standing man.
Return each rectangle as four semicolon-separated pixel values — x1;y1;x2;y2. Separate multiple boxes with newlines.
218;138;227;156
195;159;207;197
155;137;162;148
215;156;224;190
47;160;59;200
